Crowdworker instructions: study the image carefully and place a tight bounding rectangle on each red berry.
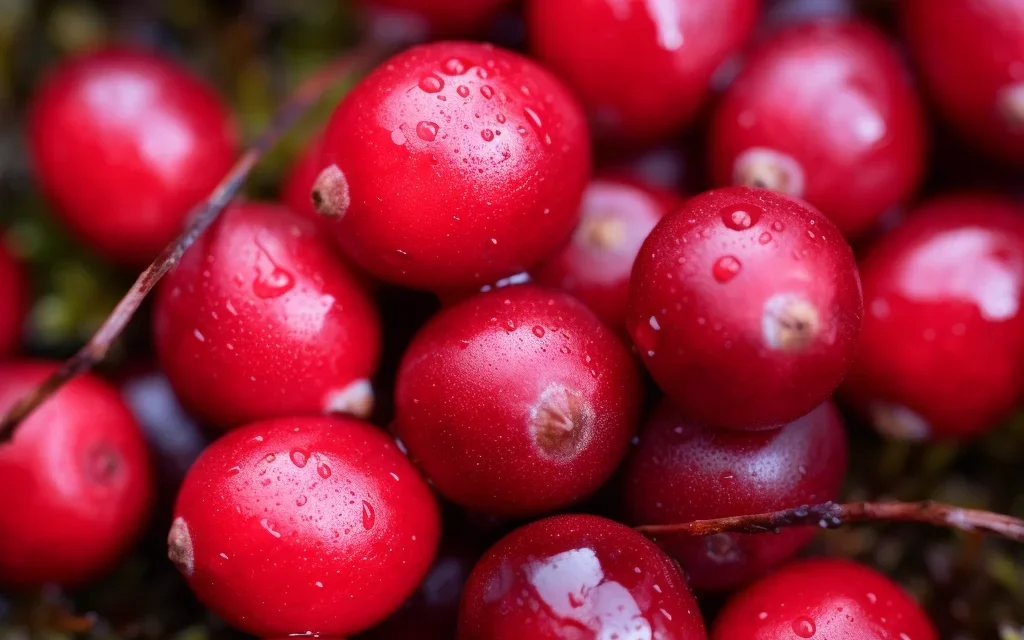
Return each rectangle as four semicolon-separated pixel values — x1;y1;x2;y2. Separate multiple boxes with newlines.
709;20;926;238
711;558;937;640
620;400;847;591
169;416;440;638
282;134;329;226
358;0;512;36
902;0;1024;164
628;186;863;430
527;0;759;144
394;285;642;516
315;41;590;290
154;201;381;429
843;195;1024;440
0;361;153;587
28;48;238;266
533;177;678;333
0;242;28;358
458;514;708;639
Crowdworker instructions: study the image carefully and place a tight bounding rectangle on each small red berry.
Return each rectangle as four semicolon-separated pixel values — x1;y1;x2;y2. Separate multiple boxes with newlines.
315;41;590;290
394;285;642;517
282;134;329;226
621;400;847;591
628;186;863;430
0;242;28;358
0;361;153;587
28;47;238;266
843;195;1024;440
527;0;760;144
154;201;381;429
357;0;512;36
711;558;937;640
458;514;708;639
709;20;926;238
170;416;440;639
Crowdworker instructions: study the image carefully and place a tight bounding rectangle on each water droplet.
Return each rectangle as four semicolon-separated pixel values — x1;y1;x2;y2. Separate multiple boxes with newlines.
532;325;546;338
719;472;736;484
772;221;785;232
759;232;773;244
633;321;659;354
264;453;276;463
295;495;307;506
227;466;241;476
712;255;742;283
866;592;877;604
523;106;544;138
792;617;816;638
419;75;443;93
416;121;439;142
317;462;332;478
260;518;282;539
391;128;407;145
442;57;470;75
496;113;506;124
568;592;584;608
457;85;470;98
361;500;376;529
290;450;308;467
648;316;661;331
481;129;494;141
720;203;762;230
480;86;494;99
252;240;295;299
503;319;516;332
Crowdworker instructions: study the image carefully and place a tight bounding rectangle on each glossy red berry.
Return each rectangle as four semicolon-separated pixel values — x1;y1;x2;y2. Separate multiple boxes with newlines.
901;0;1024;164
711;558;937;640
628;186;863;430
315;41;590;290
621;400;847;591
0;243;28;358
154;201;381;429
169;416;440;639
358;0;512;36
843;195;1024;440
0;361;153;587
282;134;329;226
709;20;926;238
394;285;642;517
527;0;760;144
458;514;708;639
28;48;238;266
533;177;679;333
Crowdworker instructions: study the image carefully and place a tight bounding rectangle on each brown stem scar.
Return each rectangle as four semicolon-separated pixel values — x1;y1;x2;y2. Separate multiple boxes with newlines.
167;517;194;577
323;378;375;419
762;294;821;352
311;164;351;219
531;384;594;459
579;214;628;252
733;147;805;197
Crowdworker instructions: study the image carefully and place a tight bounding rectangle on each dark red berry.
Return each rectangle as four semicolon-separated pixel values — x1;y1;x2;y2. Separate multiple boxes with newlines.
358;0;512;36
0;242;28;358
620;400;847;591
628;186;863;430
527;0;759;144
282;134;329;227
154;201;381;429
711;558;937;640
709;20;926;238
0;361;153;587
394;285;642;517
843;195;1024;440
315;41;590;290
458;514;708;639
28;48;238;266
170;416;440;639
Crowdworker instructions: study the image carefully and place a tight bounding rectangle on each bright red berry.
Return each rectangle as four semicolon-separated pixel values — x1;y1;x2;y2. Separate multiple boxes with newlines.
154;201;381;430
0;361;153;587
620;400;847;591
628;186;863;430
314;41;591;290
357;0;512;36
169;416;440;639
458;514;708;639
901;0;1024;165
843;195;1024;440
709;20;926;238
394;285;642;517
711;558;937;640
0;243;28;358
28;47;238;266
282;134;329;226
527;0;760;144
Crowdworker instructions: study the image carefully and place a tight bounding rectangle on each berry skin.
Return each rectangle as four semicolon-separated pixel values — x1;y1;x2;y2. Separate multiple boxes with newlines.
458;514;708;639
711;558;937;640
843;195;1024;440
533;177;679;333
620;400;847;591
709;20;926;238
28;48;238;266
282;134;329;227
169;416;441;639
154;201;381;429
357;0;512;36
0;361;153;587
628;186;863;430
315;41;591;290
393;285;642;517
0;242;28;358
527;0;759;144
901;0;1024;164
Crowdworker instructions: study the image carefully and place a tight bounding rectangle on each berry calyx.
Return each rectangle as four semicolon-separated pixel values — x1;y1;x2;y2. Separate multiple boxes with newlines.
0;242;28;358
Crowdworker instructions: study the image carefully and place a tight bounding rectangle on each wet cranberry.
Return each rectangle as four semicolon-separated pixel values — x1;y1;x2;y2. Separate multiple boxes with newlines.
0;242;28;358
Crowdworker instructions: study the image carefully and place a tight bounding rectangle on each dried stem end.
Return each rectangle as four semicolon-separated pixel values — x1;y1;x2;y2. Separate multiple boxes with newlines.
579;214;628;252
167;517;194;577
311;164;351;219
531;384;594;460
762;294;821;353
323;378;375;419
733;147;806;197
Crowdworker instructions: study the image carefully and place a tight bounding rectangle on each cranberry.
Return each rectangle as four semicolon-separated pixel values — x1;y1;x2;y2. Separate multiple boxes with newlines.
282;134;329;227
628;186;863;430
169;416;440;638
393;285;642;517
357;0;512;36
620;400;847;591
901;0;1024;164
0;242;28;358
709;20;926;238
533;177;679;333
711;558;937;640
0;361;153;587
527;0;759;144
314;41;590;290
28;47;238;266
843;195;1024;440
154;201;381;429
458;514;708;639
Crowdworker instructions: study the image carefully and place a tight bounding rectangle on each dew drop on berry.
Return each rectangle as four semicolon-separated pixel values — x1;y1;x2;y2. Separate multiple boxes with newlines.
317;461;332;479
295;494;307;507
759;232;772;244
481;86;494;99
419;75;444;93
720;203;762;230
792;616;816;637
712;255;742;283
290;449;308;468
457;85;470;98
442;57;471;75
481;129;495;141
772;221;785;232
416;121;439;142
361;500;375;530
264;453;276;463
